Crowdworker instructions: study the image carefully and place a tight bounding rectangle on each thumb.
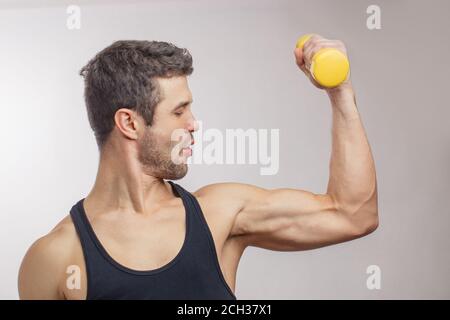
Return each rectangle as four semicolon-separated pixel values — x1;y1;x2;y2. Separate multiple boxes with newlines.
294;47;303;64
294;47;307;72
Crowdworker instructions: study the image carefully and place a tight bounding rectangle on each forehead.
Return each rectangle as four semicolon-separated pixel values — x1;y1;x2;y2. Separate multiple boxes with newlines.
156;76;192;106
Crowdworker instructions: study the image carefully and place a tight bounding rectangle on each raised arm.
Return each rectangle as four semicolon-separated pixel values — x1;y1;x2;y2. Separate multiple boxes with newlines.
197;35;378;251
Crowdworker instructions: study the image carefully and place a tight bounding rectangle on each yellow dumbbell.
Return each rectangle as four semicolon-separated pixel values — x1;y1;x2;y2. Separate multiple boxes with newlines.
295;34;350;88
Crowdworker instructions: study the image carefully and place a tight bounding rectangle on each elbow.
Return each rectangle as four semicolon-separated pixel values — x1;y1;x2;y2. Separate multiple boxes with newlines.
362;214;379;236
362;190;379;235
345;200;379;237
354;207;379;237
348;190;379;237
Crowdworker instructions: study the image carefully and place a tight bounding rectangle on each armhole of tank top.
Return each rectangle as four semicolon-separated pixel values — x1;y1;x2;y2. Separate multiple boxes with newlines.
69;208;92;300
185;192;237;300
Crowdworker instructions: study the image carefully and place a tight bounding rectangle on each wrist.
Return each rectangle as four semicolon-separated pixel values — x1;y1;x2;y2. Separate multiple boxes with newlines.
326;83;359;120
326;82;354;100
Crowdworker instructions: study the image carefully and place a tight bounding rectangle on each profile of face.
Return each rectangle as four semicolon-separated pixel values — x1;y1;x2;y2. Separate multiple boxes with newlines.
137;76;197;180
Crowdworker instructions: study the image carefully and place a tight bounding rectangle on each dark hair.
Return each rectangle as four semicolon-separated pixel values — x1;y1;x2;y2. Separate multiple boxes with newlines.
79;40;194;149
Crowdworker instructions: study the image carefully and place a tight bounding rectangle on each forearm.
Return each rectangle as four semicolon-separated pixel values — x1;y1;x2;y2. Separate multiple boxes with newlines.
325;84;378;219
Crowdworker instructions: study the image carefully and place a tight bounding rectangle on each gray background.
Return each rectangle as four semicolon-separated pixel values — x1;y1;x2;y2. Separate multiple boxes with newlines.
0;0;449;299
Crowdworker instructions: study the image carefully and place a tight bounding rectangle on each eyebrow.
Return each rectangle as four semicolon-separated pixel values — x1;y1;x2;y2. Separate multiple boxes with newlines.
172;99;193;111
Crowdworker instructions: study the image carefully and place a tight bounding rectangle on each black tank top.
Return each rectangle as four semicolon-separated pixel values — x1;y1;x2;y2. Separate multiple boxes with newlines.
69;180;237;300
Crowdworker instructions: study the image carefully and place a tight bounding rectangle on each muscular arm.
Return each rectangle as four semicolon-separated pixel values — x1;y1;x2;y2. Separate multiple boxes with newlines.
196;36;378;251
238;84;377;251
197;85;378;251
325;83;378;232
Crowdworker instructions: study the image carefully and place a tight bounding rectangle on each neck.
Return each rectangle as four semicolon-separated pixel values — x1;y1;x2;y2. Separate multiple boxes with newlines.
85;141;173;215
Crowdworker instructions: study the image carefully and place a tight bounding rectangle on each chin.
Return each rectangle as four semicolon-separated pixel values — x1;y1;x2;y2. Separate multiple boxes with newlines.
161;164;188;180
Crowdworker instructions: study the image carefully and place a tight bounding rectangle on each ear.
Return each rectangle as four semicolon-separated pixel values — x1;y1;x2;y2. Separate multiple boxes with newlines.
114;108;139;141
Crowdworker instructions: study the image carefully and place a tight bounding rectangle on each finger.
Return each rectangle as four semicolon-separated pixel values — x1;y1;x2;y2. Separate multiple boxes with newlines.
294;47;304;66
302;36;326;66
294;48;309;74
302;34;324;52
303;40;338;65
303;43;319;68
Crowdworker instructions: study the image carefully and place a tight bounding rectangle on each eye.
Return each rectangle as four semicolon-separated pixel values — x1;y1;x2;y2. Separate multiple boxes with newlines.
174;111;183;117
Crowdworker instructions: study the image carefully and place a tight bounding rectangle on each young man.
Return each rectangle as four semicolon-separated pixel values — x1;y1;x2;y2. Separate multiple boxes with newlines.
18;35;378;299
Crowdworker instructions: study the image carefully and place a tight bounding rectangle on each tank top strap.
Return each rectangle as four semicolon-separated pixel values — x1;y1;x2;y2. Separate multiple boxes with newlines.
167;181;237;300
69;198;101;290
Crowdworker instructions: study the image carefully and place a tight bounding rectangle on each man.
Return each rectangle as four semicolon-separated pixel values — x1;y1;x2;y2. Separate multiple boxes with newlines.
18;35;378;299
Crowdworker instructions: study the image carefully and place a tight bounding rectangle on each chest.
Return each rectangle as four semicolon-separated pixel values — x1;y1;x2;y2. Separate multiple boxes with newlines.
64;197;240;299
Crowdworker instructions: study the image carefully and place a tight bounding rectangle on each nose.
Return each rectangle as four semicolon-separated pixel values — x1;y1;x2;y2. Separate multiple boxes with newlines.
187;118;199;133
187;119;198;146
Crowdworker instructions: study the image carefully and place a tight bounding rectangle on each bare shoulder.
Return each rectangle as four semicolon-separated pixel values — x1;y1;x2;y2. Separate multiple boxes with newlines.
193;181;268;203
193;182;271;215
192;182;269;240
193;182;253;218
18;215;79;299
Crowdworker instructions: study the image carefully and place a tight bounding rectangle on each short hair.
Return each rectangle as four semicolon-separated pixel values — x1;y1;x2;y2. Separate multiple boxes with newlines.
79;40;194;149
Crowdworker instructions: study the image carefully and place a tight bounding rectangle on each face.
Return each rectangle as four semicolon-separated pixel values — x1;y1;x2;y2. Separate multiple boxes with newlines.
137;76;197;180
